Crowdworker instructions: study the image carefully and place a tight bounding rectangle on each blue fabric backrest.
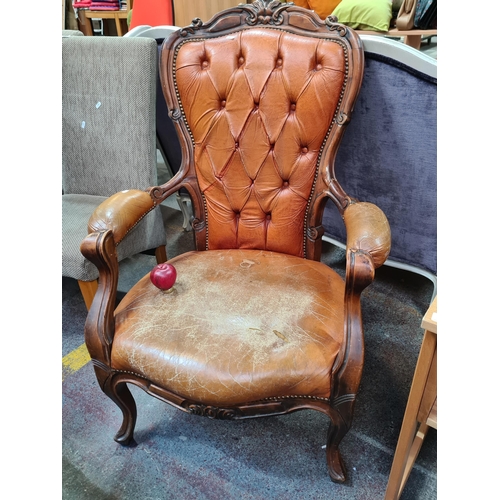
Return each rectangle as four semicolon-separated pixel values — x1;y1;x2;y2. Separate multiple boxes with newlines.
323;52;437;277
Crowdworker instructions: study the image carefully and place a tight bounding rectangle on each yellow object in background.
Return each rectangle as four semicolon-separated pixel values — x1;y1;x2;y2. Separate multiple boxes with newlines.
292;0;343;20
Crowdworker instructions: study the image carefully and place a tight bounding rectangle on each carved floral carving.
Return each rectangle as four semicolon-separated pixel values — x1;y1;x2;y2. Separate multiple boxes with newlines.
325;15;347;36
239;0;292;26
180;17;203;37
185;403;242;420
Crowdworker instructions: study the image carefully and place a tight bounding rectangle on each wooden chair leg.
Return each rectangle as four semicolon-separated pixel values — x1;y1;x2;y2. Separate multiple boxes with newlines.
104;378;137;446
78;279;98;310
155;245;168;264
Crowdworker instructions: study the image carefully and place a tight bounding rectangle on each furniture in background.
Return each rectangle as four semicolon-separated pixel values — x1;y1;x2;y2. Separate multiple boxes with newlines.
62;35;167;309
79;0;133;36
124;24;192;230
385;296;437;499
80;1;391;484
323;34;437;299
62;29;84;37
356;27;436;50
294;0;437;49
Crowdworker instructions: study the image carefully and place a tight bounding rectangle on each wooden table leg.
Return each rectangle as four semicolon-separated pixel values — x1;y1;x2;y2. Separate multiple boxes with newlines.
384;329;437;500
115;15;123;36
82;15;93;36
404;34;422;50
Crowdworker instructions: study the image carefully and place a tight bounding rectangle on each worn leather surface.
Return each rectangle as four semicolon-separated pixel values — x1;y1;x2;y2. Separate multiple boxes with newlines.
344;202;391;268
87;189;156;244
112;249;345;406
174;29;346;257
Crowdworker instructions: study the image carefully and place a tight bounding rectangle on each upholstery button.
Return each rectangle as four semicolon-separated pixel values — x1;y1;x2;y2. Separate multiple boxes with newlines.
316;63;322;70
221;100;226;108
283;180;289;187
202;60;209;69
238;56;244;65
290;103;296;111
235;142;239;148
301;146;308;154
276;58;283;67
266;214;271;220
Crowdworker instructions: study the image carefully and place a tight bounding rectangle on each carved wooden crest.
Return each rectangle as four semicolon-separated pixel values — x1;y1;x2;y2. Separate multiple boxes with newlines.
179;0;346;37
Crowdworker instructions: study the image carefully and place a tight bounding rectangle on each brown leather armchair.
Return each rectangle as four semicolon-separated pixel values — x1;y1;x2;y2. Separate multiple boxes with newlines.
80;0;391;484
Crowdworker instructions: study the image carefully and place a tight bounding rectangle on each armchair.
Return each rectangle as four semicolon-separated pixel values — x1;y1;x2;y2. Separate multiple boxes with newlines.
62;36;167;309
80;0;391;483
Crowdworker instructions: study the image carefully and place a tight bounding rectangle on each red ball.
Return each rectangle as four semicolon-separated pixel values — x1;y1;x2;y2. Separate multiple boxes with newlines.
150;263;177;291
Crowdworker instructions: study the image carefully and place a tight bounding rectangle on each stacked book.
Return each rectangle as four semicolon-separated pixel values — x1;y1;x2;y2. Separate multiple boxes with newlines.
89;0;121;10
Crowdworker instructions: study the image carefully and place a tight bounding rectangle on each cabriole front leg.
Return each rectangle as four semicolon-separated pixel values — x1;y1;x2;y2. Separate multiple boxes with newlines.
104;375;138;446
326;412;349;483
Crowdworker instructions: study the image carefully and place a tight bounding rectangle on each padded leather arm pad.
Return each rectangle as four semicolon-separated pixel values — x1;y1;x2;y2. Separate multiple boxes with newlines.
344;202;391;269
88;189;156;245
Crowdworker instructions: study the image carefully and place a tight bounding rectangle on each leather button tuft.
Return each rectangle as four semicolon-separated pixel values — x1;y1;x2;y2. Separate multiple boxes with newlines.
221;100;226;108
266;214;271;220
235;142;239;148
201;60;209;69
276;58;283;67
316;63;322;70
238;56;244;65
301;146;308;154
290;103;296;111
283;180;289;187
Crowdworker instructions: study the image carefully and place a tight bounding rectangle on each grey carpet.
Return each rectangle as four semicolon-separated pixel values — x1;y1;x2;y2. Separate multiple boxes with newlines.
62;204;436;499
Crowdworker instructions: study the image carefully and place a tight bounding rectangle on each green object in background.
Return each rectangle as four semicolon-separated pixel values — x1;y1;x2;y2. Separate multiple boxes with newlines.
127;8;133;27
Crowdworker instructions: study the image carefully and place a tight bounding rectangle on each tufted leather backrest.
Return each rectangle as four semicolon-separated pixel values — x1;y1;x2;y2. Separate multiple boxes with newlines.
160;3;364;259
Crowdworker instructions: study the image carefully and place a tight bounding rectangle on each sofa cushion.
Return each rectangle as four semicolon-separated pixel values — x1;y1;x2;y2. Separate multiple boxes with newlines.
333;0;393;31
292;0;343;20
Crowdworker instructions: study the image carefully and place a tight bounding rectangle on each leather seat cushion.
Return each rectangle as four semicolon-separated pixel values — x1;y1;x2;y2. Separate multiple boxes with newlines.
111;249;345;406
